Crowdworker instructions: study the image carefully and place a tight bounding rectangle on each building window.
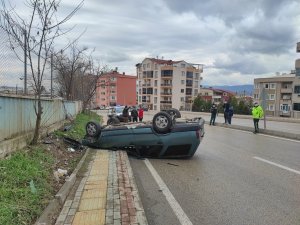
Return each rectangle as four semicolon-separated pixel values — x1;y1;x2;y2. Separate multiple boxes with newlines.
154;89;157;95
155;64;158;70
269;94;275;100
143;64;146;70
294;85;300;94
254;83;259;89
223;92;227;96
280;104;290;112
154;105;157;110
181;80;185;85
181;63;186;68
194;89;198;95
111;96;115;100
181;89;184;93
154;97;157;104
253;94;259;99
147;63;150;68
181;71;185;77
154;80;158;87
268;104;274;111
195;73;199;79
264;83;269;89
270;83;276;89
155;71;158;78
293;103;300;111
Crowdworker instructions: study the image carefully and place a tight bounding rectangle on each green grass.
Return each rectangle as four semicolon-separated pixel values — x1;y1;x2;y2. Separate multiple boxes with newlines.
0;111;102;225
0;147;54;225
55;111;101;140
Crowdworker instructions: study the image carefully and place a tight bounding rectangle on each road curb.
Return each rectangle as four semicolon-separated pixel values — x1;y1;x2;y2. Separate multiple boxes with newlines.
34;149;90;225
211;122;300;140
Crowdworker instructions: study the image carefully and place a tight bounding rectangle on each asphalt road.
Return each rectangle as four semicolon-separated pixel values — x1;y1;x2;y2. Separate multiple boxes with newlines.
129;125;300;225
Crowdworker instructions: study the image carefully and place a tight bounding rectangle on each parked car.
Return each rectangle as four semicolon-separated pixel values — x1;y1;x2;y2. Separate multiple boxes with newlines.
82;109;205;158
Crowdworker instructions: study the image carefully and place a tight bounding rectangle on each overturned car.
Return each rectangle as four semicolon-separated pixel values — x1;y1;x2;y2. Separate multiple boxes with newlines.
82;109;205;158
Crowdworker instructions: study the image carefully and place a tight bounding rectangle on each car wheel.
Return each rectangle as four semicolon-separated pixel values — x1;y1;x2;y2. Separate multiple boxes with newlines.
166;108;181;118
86;121;101;137
107;117;120;125
152;111;173;133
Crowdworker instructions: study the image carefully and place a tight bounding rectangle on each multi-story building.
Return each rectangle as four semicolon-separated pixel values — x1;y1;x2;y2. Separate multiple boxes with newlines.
198;87;235;104
253;42;300;118
253;73;295;117
94;71;136;107
136;58;203;111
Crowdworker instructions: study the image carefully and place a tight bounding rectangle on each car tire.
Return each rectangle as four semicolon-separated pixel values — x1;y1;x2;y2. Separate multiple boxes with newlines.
107;117;120;125
166;108;181;118
86;121;101;137
152;111;173;133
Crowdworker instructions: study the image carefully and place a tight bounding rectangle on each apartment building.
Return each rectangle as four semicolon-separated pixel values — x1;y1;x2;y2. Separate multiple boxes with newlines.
253;43;300;118
94;71;136;107
253;74;295;117
136;58;203;111
198;87;235;104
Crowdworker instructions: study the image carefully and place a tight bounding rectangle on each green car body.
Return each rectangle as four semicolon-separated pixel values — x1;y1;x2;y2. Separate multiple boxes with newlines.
82;117;205;158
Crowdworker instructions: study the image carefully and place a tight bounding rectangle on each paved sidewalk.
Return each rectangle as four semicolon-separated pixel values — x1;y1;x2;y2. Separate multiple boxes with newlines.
55;150;148;225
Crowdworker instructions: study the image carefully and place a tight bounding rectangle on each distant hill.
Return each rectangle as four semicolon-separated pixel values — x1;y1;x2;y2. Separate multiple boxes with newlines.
210;85;254;96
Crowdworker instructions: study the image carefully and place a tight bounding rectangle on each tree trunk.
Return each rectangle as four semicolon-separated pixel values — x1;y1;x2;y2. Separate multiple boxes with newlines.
31;100;42;145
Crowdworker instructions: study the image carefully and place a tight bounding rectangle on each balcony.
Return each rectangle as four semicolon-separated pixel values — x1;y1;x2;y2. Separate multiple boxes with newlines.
161;92;172;96
161;83;172;87
160;100;172;104
281;88;292;93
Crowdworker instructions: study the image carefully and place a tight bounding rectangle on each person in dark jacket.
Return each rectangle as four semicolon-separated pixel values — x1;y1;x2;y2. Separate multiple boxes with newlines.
131;107;138;122
223;101;230;124
227;106;234;124
122;105;129;123
209;103;218;125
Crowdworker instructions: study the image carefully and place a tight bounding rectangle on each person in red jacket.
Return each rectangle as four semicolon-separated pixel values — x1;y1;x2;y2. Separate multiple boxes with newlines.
138;107;144;122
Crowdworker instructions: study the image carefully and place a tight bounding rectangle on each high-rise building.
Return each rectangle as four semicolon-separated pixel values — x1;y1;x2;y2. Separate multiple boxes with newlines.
136;58;203;111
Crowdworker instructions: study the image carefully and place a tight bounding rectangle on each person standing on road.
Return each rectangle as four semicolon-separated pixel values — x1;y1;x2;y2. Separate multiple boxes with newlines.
122;105;129;123
223;101;230;124
131;107;138;122
209;103;218;125
252;102;264;134
227;106;234;125
138;107;144;122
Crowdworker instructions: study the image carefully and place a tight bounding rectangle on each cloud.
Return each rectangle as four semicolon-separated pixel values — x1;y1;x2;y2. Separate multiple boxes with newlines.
1;0;300;87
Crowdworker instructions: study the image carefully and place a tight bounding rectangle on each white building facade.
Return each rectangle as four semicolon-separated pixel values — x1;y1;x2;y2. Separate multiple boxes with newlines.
136;58;203;111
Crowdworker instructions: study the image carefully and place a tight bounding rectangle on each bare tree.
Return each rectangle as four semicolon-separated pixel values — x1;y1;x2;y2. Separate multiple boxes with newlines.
52;42;109;110
0;0;83;144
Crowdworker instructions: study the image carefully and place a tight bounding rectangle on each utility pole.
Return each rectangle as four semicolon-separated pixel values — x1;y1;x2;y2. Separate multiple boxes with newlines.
50;53;53;98
24;29;27;95
261;87;267;129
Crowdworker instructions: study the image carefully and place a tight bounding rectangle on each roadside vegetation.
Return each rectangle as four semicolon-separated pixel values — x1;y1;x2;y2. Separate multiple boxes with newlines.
0;111;100;225
192;96;252;115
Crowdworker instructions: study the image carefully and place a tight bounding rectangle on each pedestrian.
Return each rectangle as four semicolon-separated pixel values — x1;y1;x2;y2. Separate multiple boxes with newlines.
131;107;138;122
227;106;234;124
122;105;129;123
138;107;144;122
209;103;218;125
223;101;230;124
252;102;264;134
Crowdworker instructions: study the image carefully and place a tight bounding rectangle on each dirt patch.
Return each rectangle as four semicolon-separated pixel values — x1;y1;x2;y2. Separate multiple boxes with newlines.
41;133;86;193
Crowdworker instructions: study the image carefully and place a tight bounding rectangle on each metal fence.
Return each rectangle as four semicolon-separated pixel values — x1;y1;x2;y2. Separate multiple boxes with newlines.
0;31;52;95
0;31;24;94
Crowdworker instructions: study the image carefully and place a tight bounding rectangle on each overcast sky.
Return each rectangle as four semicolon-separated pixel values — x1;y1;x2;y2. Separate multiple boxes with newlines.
2;0;300;86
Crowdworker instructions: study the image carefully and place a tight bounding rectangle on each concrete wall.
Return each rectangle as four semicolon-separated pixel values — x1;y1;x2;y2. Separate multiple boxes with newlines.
0;95;82;157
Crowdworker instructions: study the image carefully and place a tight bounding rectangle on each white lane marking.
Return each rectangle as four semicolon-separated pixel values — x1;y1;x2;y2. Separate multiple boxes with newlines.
254;156;300;175
144;159;193;225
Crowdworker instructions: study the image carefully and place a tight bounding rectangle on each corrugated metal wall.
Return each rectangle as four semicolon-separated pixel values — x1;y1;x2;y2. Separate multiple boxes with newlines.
0;95;82;141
